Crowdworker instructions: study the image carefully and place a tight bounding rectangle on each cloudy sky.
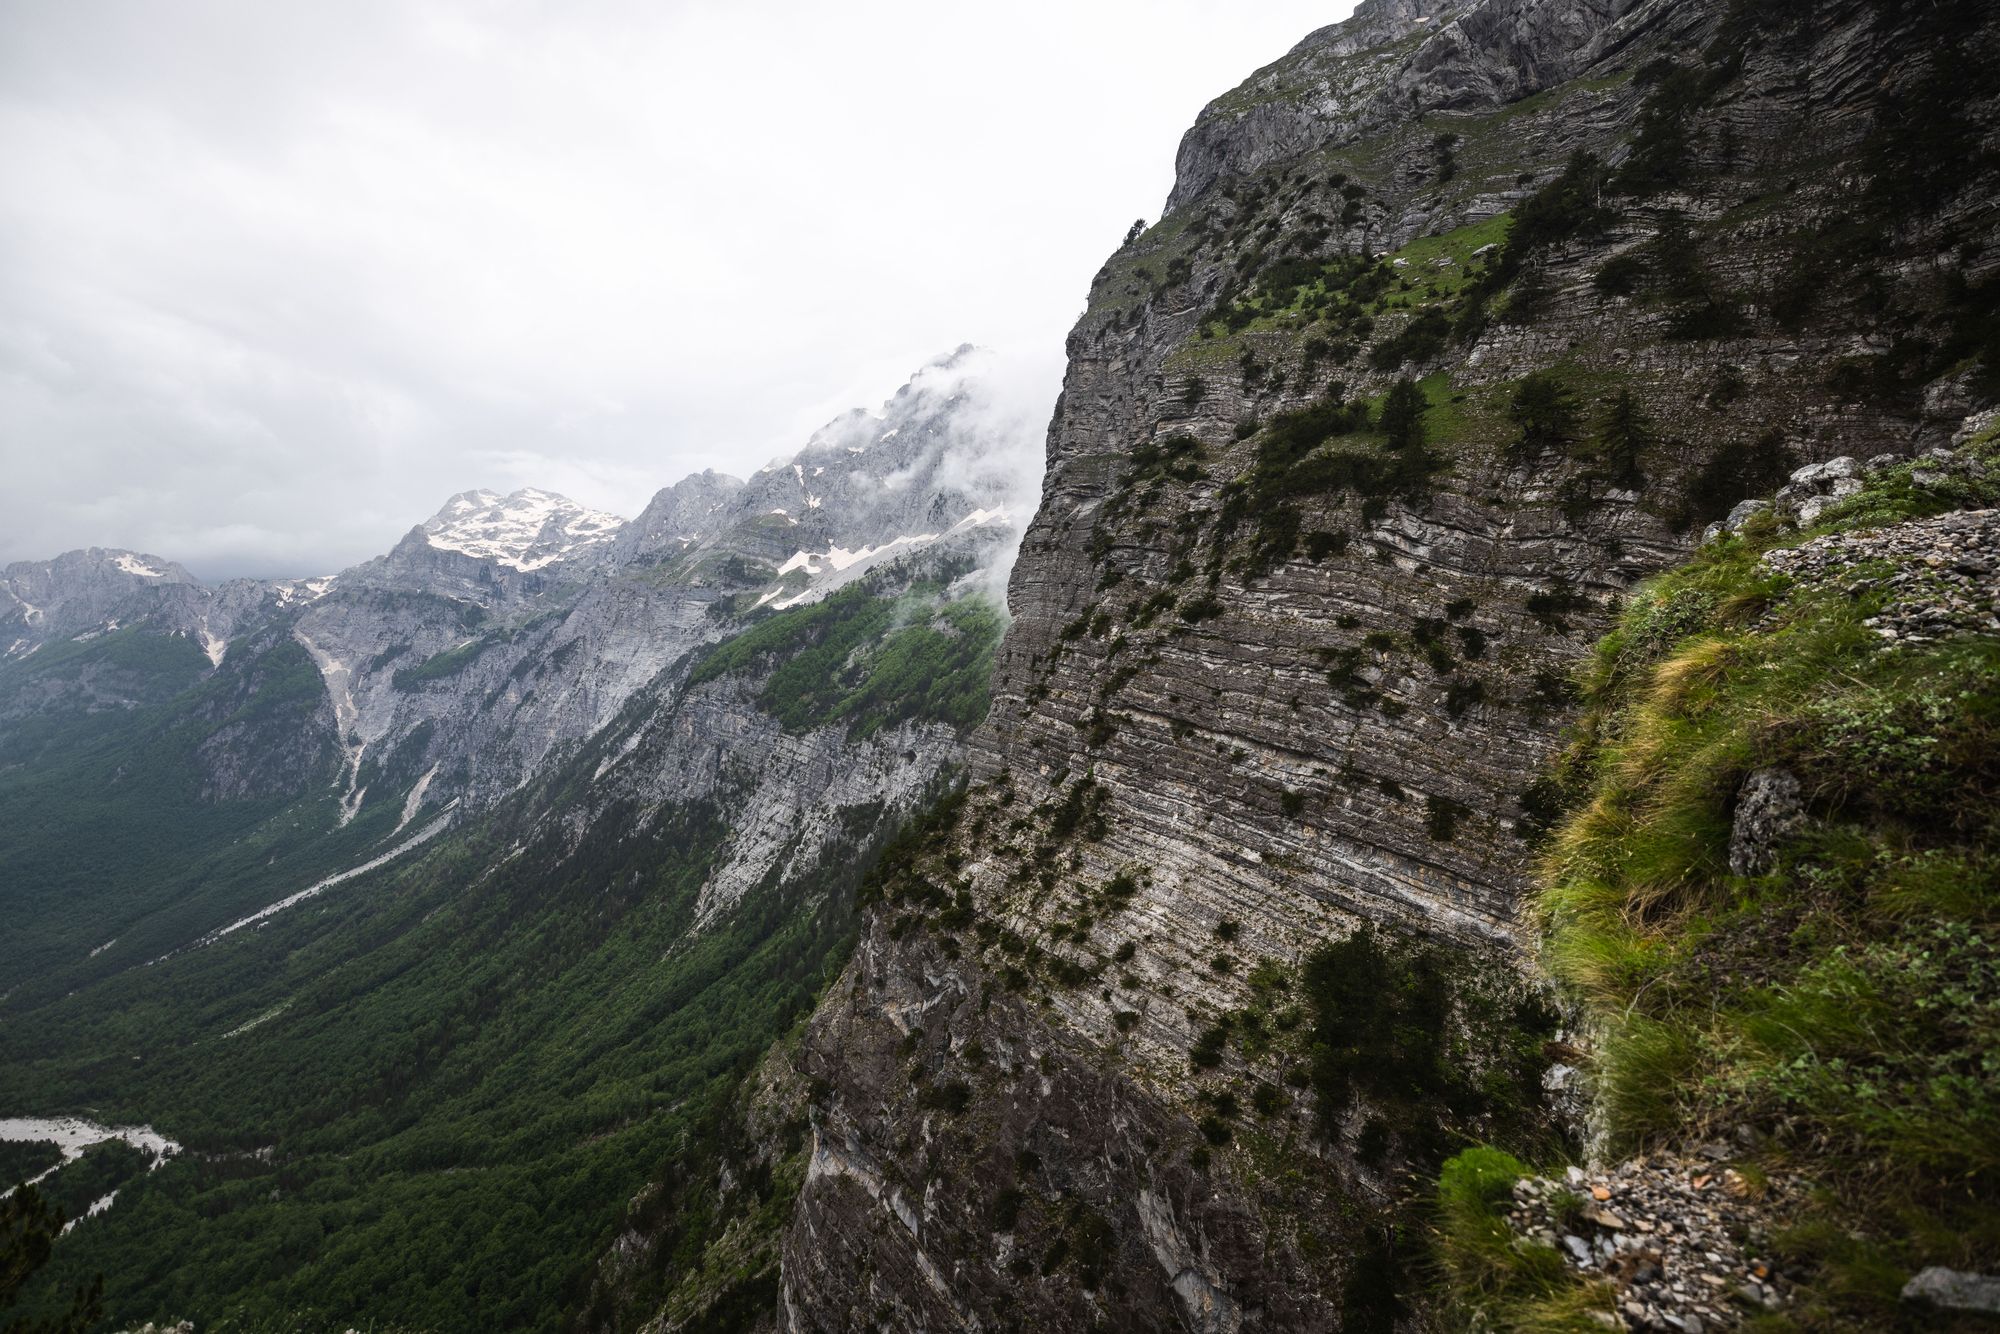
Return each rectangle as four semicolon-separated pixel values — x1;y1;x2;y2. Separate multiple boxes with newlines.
1;1;1351;578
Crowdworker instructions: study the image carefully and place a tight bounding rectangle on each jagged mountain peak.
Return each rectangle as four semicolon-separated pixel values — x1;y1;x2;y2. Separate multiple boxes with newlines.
1;547;210;661
4;545;200;585
1166;0;1647;212
95;548;187;581
418;487;627;572
618;346;1036;578
1291;0;1469;60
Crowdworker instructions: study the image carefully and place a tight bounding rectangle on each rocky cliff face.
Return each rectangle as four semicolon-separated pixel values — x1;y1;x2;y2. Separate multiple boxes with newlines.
783;0;1999;1327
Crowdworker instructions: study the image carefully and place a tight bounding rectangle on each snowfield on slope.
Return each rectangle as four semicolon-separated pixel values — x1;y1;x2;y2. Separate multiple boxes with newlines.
423;487;627;571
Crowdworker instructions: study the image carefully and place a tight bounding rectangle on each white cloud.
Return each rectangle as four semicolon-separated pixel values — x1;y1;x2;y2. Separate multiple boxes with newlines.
0;0;1353;578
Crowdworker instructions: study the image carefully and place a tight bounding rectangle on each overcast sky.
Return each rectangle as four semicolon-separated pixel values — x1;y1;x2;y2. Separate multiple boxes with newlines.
0;1;1351;579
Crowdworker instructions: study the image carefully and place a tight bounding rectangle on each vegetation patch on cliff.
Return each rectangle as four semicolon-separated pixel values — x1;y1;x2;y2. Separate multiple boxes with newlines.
1442;428;2000;1331
689;579;1004;739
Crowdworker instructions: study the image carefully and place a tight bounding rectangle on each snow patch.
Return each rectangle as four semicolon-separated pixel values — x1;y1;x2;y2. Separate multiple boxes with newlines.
272;577;335;607
111;553;164;578
422;487;626;571
770;508;1011;581
6;590;45;625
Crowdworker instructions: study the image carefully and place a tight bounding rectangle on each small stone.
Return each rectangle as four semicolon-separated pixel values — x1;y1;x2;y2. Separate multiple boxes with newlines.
1592;1185;1612;1201
1564;1234;1591;1263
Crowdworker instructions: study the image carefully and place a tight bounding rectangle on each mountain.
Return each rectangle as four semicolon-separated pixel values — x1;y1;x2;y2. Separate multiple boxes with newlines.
418;488;627;572
0;349;1035;1331
762;1;2000;1331
7;1;2000;1330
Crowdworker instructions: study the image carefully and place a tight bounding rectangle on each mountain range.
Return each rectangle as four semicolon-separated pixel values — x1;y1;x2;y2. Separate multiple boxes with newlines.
6;0;2000;1331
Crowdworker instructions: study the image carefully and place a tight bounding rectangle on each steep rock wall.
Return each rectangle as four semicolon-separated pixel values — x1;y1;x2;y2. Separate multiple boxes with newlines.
785;0;1999;1327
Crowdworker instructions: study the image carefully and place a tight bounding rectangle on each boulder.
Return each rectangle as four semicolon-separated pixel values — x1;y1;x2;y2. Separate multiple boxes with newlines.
1902;1267;2000;1315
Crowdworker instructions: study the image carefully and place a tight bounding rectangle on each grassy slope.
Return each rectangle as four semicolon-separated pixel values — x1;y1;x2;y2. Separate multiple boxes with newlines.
1439;426;2000;1331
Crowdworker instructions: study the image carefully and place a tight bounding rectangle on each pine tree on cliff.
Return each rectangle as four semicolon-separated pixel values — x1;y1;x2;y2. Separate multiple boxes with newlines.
1380;377;1434;493
1596;390;1653;489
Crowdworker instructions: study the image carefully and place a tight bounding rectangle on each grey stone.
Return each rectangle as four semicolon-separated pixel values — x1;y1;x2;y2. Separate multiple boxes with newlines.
1729;769;1807;876
1789;456;1860;486
1902;1267;2000;1314
1724;498;1771;532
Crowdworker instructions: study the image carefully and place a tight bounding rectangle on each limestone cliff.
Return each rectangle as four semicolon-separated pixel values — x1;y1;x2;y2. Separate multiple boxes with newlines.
781;0;1999;1328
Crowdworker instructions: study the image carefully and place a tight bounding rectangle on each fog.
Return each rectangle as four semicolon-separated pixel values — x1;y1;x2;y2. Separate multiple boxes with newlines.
0;0;1353;578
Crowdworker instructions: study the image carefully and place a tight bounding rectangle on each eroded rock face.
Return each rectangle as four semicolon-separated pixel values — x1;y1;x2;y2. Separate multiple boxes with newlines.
782;921;1353;1333
786;0;1999;1326
1166;0;1662;215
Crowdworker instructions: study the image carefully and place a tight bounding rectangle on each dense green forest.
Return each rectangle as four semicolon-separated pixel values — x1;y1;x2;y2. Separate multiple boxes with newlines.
0;580;1002;1331
0;625;382;993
